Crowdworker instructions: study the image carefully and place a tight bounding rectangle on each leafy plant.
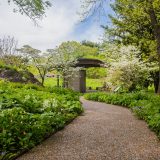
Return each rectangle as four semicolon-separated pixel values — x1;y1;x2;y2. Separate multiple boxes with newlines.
0;81;83;159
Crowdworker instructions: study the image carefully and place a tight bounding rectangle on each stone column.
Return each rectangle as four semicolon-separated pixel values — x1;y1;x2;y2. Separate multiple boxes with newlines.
68;69;86;93
79;69;86;93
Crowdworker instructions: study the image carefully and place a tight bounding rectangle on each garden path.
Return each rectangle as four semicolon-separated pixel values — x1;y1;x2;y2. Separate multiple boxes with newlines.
17;97;160;160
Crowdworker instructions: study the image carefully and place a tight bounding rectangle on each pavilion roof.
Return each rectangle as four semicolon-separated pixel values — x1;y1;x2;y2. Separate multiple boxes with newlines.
75;58;105;68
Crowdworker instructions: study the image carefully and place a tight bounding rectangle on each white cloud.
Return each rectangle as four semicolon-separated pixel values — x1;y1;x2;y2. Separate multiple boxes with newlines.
0;0;103;51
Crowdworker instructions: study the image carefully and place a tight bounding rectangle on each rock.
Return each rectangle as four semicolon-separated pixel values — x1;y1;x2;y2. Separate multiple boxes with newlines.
0;67;41;85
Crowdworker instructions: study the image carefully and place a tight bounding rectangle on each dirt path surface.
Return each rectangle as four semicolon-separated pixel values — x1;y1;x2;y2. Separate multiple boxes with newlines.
17;97;160;160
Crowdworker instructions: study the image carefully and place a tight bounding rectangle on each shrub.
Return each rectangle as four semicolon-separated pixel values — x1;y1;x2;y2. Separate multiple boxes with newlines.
0;81;83;159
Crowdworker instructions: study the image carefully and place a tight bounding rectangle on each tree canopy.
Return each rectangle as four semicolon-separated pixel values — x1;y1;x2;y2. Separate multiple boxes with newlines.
8;0;52;21
104;0;160;93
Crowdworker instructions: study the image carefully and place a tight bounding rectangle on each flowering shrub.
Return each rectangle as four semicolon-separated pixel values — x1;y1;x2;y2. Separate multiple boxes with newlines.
102;45;150;91
0;81;83;160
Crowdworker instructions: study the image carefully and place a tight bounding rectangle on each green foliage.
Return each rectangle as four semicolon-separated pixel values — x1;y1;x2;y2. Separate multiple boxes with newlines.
0;65;41;85
0;81;83;159
106;0;160;92
103;0;160;93
8;0;52;21
18;45;54;86
86;78;104;90
84;92;160;138
44;77;105;90
86;68;106;79
43;77;59;87
81;40;100;48
107;0;159;59
101;44;151;91
0;63;18;71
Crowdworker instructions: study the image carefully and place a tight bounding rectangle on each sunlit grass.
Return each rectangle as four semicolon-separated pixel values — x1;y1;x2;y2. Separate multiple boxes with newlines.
44;77;63;87
43;77;105;90
86;78;105;90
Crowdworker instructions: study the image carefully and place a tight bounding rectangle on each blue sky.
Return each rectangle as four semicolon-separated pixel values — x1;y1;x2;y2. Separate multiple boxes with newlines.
0;0;113;51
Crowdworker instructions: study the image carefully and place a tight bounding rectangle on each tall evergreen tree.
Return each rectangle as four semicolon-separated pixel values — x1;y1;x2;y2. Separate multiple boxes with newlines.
106;0;160;93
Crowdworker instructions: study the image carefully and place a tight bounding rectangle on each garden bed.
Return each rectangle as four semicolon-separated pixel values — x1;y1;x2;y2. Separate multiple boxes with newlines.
0;81;83;160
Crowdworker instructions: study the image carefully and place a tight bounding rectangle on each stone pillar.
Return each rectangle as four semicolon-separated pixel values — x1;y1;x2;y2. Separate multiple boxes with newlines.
68;69;86;93
79;69;86;93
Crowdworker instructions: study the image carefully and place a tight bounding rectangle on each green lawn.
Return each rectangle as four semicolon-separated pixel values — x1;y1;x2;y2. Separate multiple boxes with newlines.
43;78;104;90
86;78;104;90
44;77;60;87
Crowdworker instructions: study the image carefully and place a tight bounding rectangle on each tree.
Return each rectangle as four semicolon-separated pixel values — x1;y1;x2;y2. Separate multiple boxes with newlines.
0;36;18;56
80;0;160;93
105;45;150;91
18;45;53;86
50;42;82;88
49;41;103;87
7;0;51;21
0;36;26;68
81;40;100;48
106;0;160;93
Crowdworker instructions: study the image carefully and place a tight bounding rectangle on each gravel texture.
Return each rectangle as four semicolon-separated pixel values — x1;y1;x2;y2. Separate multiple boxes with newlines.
17;97;160;160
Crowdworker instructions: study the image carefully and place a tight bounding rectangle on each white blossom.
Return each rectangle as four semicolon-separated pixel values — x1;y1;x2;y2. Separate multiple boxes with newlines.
103;45;150;91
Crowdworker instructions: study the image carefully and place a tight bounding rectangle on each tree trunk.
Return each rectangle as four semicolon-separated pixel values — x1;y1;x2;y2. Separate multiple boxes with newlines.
157;55;160;93
148;2;160;94
154;71;159;93
128;83;136;92
143;80;149;90
62;73;66;88
41;77;45;86
57;75;60;87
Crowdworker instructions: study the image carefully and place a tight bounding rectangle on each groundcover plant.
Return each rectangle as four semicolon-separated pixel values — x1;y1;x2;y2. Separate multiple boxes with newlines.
0;81;83;160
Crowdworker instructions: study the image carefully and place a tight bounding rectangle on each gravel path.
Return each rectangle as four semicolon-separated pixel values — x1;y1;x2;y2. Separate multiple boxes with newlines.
17;97;160;160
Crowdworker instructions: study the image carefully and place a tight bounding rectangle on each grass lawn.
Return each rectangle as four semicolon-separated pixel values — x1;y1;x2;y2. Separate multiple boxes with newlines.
43;78;104;89
86;78;104;90
44;77;60;87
